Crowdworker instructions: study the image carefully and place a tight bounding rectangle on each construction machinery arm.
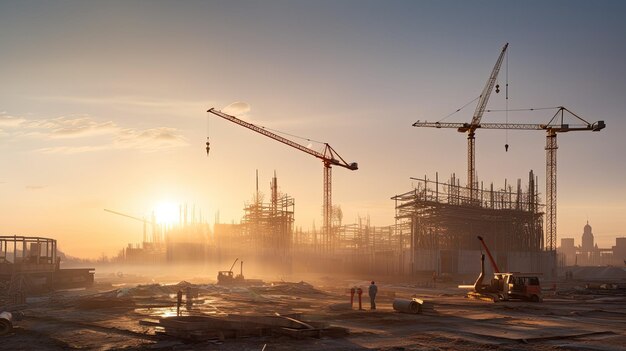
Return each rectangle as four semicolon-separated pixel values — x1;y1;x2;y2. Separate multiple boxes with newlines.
208;108;358;170
470;43;509;128
413;107;605;133
228;258;239;272
413;121;547;131
477;236;500;273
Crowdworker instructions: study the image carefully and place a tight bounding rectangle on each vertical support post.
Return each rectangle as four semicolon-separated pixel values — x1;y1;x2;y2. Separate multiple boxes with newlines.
468;132;476;203
435;172;439;202
323;163;332;253
545;131;557;252
545;131;558;277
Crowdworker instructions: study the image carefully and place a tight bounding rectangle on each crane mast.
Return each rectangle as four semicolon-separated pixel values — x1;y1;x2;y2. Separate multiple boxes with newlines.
464;43;508;201
207;108;358;252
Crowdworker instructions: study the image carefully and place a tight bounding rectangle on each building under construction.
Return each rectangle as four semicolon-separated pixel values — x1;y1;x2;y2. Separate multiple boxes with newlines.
392;170;552;277
215;173;295;273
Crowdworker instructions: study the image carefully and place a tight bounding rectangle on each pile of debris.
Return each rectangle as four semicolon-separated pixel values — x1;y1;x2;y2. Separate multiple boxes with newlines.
142;314;347;341
250;281;328;296
73;281;200;310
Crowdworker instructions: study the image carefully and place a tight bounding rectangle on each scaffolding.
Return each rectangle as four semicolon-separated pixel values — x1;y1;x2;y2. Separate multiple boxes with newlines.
392;171;543;260
240;173;295;257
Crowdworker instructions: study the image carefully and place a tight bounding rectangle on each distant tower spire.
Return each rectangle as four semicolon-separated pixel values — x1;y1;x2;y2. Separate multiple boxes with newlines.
582;221;594;252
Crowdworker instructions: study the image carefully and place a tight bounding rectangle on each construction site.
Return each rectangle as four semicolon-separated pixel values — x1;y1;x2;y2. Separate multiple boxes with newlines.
2;39;624;351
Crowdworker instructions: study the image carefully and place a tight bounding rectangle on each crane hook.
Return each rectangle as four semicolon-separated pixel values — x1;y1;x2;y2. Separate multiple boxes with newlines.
505;143;509;152
206;138;210;156
495;84;500;94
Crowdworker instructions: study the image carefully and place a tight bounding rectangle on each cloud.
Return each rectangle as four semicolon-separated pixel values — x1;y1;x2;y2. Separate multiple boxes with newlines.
36;145;111;154
35;95;210;119
4;112;188;154
114;127;188;152
26;116;117;138
0;113;26;127
223;102;251;116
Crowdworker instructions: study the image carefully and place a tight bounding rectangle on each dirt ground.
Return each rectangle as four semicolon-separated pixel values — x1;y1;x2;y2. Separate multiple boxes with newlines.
2;274;625;351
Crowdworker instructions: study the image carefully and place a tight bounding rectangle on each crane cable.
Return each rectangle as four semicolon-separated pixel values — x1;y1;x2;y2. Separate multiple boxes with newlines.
206;112;211;156
261;125;325;147
505;47;509;152
436;95;480;123
485;106;560;112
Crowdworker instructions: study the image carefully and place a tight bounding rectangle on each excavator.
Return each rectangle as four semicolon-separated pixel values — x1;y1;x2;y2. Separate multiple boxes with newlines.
217;258;245;285
462;236;543;302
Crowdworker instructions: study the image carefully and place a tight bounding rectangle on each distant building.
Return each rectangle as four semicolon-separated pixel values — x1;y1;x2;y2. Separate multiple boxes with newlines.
559;238;576;266
558;222;624;267
613;237;626;265
578;221;599;265
581;221;594;252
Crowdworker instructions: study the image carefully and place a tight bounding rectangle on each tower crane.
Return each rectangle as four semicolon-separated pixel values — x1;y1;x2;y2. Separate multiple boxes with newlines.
207;108;358;251
458;43;508;201
104;209;159;244
412;106;605;254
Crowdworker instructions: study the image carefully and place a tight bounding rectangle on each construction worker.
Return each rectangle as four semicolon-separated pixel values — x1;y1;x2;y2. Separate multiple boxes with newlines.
368;281;378;310
176;290;183;316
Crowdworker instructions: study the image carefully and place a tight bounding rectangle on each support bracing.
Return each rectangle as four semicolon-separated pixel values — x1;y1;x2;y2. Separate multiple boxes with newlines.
323;163;332;252
545;131;558;252
468;132;476;202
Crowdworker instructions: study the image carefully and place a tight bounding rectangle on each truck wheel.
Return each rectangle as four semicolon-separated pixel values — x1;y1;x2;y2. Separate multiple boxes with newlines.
530;295;540;302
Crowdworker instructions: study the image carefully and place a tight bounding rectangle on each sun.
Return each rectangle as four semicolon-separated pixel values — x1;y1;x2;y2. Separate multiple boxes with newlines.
154;201;178;225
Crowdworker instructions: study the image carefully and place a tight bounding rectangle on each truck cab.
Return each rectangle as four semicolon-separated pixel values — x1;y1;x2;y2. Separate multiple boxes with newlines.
507;274;542;302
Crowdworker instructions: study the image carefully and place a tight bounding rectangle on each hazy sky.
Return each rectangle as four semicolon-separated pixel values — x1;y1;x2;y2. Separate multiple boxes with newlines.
1;0;625;257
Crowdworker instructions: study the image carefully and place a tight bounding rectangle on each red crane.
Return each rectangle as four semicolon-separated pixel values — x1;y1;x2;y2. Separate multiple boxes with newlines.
207;108;358;251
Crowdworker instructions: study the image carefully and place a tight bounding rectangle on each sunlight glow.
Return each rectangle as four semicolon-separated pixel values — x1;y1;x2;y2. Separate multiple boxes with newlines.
154;201;178;225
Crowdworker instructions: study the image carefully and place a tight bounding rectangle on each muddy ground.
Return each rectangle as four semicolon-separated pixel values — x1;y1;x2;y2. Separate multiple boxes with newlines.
1;274;625;351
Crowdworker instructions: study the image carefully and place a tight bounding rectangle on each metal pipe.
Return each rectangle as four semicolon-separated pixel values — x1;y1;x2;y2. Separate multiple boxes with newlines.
392;298;422;314
474;254;486;292
477;236;500;273
0;311;13;336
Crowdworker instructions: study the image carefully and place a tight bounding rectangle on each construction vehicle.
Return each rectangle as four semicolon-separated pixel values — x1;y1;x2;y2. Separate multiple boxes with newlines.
217;258;245;285
463;236;543;302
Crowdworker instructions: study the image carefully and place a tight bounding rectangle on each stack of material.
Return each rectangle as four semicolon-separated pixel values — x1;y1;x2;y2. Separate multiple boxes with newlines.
149;314;341;341
75;289;136;310
571;267;626;281
250;281;327;296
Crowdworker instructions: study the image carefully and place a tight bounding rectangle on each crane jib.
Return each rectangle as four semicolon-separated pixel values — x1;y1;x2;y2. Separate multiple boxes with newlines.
207;108;358;171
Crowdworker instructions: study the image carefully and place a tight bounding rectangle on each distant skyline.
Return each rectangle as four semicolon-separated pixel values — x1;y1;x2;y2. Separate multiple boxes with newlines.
1;1;625;257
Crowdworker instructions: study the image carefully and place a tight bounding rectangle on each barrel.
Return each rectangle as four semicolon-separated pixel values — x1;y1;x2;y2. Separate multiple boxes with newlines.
392;298;422;314
0;311;13;336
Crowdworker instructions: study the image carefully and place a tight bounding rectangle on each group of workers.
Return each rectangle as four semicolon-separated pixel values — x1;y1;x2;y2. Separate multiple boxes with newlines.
351;281;378;310
177;281;380;314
